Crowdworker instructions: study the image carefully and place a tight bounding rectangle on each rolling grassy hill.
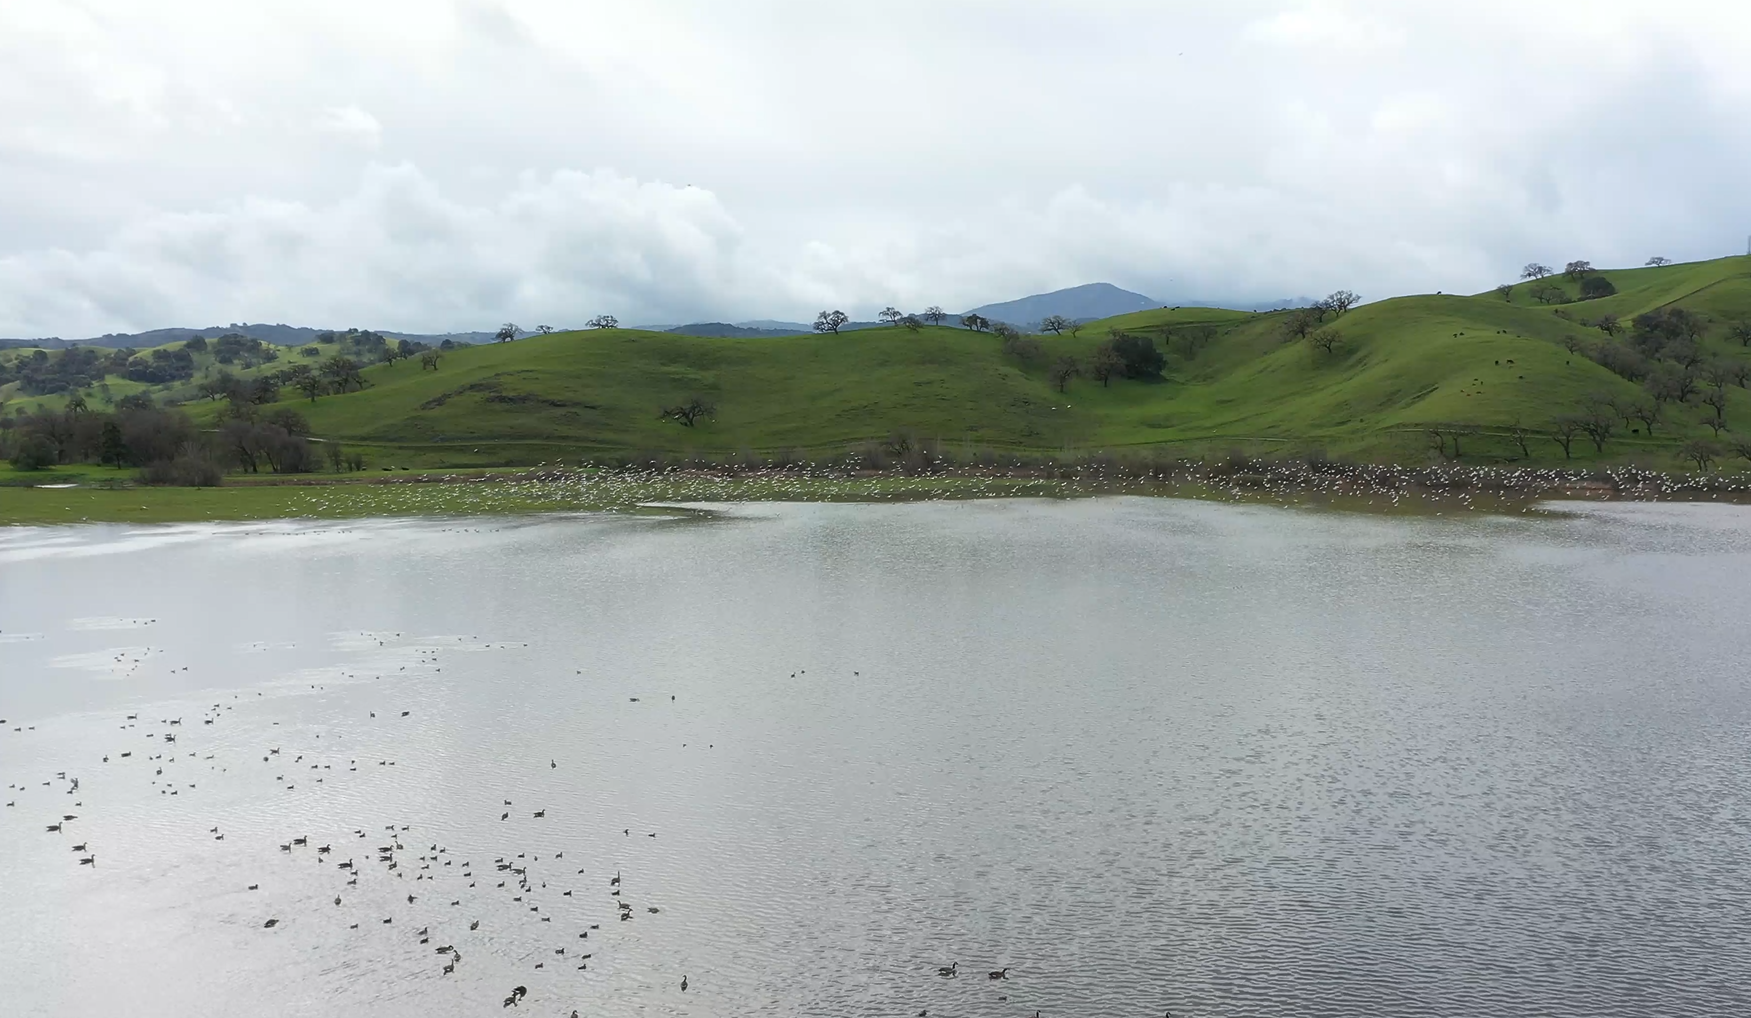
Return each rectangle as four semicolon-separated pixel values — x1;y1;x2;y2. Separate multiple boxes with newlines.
11;256;1751;470
265;256;1750;468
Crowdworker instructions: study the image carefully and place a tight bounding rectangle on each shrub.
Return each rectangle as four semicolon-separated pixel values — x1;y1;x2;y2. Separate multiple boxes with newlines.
139;449;224;487
1578;275;1617;300
1110;333;1166;378
9;435;58;470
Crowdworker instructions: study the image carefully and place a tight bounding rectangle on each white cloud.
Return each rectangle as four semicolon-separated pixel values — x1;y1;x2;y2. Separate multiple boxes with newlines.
312;105;382;148
2;1;1751;335
1242;3;1406;53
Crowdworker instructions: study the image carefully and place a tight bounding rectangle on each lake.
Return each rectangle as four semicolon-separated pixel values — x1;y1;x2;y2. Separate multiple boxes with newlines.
2;498;1749;1017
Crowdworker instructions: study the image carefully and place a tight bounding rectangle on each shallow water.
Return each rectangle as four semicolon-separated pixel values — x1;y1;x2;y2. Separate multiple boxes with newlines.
2;499;1749;1018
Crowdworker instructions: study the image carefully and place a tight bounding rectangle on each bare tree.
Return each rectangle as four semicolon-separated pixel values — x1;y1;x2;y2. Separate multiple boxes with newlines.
1728;319;1751;347
1679;438;1721;472
1088;342;1122;386
1551;414;1584;459
659;396;716;427
1529;282;1568;305
1506;419;1533;459
878;307;903;327
1308;328;1342;355
901;315;923;332
1626;401;1663;435
1521;263;1555;281
535;324;556;334
1700;385;1730;426
1282;308;1322;341
1066;319;1083;338
960;313;990;332
814;310;849;334
1594;312;1621;336
1647;366;1701;406
1048;356;1079;392
1563;260;1594;280
495;323;519;342
289;365;325;401
1318;290;1361;316
419;350;442;371
1040;314;1073;335
923;306;946;326
585;315;618;330
1578;408;1615;452
1495;283;1514;301
1645;256;1672;267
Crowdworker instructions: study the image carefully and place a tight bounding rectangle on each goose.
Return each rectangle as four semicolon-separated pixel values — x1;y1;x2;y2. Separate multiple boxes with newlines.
681;974;689;991
263;919;279;928
249;884;260;891
988;967;1009;980
79;856;96;866
72;843;87;852
937;962;958;977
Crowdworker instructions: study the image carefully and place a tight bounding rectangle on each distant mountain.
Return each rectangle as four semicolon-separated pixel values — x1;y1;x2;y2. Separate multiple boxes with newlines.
667;322;808;338
0;323;497;350
963;283;1161;328
735;319;814;332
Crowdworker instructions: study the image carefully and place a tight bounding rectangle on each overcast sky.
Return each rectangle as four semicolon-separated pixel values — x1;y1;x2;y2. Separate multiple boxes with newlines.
3;0;1750;336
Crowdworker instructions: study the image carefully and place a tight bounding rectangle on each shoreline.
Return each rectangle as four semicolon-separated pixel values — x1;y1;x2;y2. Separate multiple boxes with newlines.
4;459;1750;526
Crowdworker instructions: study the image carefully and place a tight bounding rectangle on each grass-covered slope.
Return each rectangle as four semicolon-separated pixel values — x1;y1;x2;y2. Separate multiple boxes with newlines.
274;256;1750;466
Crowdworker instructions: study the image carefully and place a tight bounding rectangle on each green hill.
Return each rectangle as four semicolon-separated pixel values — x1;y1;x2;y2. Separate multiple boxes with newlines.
12;255;1751;469
268;256;1749;467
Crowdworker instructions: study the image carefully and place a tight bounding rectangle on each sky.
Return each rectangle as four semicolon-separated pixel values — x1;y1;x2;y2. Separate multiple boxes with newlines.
3;0;1750;337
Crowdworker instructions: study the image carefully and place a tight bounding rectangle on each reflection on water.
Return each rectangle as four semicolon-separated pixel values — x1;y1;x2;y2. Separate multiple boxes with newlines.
3;499;1750;1017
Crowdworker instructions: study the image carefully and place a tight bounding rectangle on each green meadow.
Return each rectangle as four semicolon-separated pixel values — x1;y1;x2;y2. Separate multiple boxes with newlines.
4;255;1750;523
259;255;1751;468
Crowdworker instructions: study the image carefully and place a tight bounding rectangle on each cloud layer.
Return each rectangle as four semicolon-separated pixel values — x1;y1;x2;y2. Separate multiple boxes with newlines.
3;1;1749;335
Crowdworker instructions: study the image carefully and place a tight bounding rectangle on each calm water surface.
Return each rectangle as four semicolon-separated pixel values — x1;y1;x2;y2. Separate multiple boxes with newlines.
2;498;1749;1018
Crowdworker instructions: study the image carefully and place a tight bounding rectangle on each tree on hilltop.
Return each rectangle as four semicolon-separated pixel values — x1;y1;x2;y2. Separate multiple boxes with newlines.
814;310;849;334
960;313;989;332
878;307;903;327
495;323;519;343
923;306;947;326
1317;290;1360;316
1040;314;1073;335
1564;260;1594;280
1645;256;1672;267
1520;263;1554;281
1495;283;1514;301
535;324;555;334
586;315;618;330
901;315;923;332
